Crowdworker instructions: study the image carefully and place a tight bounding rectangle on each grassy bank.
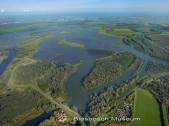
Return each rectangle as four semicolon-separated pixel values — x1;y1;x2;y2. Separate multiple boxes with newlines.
0;53;8;63
162;103;169;126
17;35;54;54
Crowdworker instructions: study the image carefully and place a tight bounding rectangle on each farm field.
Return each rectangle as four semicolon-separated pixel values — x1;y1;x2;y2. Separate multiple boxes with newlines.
130;88;161;126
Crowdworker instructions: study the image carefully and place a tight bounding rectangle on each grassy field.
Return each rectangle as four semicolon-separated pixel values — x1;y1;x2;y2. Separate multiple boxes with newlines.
98;26;138;38
129;88;161;126
17;35;54;52
0;53;8;63
58;39;85;48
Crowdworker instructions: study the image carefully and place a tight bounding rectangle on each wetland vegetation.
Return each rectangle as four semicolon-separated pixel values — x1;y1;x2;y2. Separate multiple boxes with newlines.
0;52;8;63
58;39;85;48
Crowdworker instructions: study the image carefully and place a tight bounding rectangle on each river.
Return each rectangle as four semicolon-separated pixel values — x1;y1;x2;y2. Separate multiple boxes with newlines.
0;49;17;75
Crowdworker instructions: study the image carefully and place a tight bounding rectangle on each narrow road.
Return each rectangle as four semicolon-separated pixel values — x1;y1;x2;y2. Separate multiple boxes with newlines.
32;85;81;117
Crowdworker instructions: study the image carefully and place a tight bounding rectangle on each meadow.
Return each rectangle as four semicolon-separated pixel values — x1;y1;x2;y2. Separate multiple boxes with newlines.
130;88;161;126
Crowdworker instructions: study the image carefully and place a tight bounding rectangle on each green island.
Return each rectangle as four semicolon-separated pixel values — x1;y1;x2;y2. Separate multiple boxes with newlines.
83;52;136;89
58;39;85;48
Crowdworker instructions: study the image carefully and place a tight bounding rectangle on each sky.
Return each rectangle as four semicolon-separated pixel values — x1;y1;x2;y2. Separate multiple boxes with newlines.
0;0;169;12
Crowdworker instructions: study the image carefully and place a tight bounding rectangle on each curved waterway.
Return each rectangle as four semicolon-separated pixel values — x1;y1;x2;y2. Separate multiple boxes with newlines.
34;27;169;111
0;49;17;75
66;45;169;111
